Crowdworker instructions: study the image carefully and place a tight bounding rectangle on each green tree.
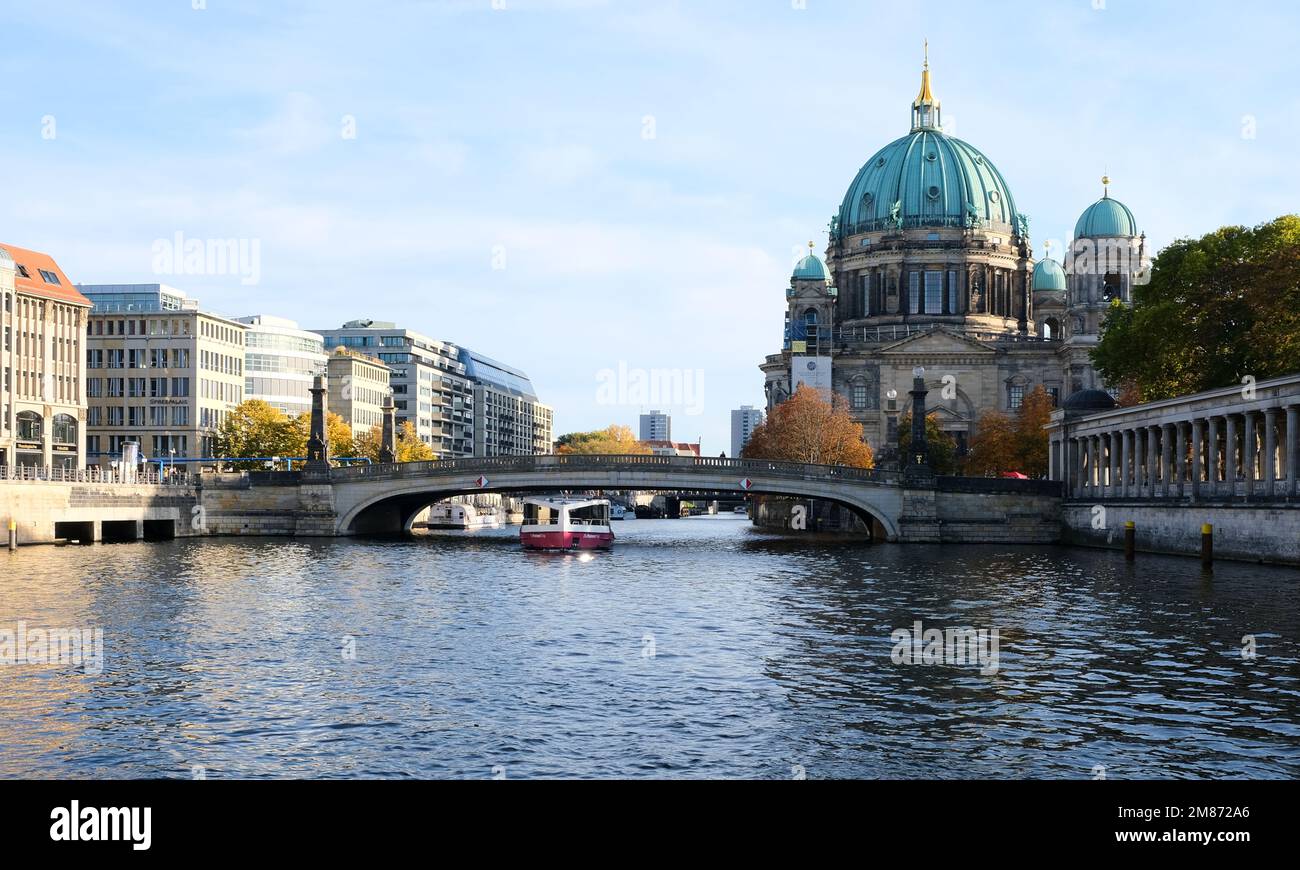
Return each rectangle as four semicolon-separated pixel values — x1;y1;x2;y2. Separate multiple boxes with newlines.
215;400;299;469
897;411;957;475
1093;215;1300;400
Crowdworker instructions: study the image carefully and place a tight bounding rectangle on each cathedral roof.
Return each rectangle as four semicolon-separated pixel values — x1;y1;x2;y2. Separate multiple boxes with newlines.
1075;179;1139;238
792;243;829;281
1031;257;1067;292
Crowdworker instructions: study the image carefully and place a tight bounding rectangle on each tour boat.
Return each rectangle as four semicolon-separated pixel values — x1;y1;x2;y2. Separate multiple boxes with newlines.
520;497;614;550
610;504;627;521
423;502;501;530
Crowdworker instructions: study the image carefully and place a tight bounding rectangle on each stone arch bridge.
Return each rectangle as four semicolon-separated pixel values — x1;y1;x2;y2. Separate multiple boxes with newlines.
197;454;1062;544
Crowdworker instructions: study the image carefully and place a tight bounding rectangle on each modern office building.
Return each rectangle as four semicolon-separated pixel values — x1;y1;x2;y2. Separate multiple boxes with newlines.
237;314;327;417
730;405;764;458
639;410;671;442
79;283;246;464
311;320;474;457
0;243;92;471
459;347;553;456
325;346;391;435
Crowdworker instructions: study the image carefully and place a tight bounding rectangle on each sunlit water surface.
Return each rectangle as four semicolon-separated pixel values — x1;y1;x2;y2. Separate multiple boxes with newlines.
1;516;1297;779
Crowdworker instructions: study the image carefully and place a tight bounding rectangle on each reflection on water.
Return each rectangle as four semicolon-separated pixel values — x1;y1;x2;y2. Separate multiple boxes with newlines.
1;515;1297;779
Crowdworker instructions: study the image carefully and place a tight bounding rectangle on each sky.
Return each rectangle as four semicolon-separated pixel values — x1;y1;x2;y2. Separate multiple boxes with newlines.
2;0;1298;453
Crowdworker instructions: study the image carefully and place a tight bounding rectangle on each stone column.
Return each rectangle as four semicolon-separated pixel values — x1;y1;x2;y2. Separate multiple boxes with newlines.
1262;407;1278;497
1146;425;1159;498
1243;411;1256;497
1174;421;1187;497
1191;418;1203;500
1225;414;1238;496
1069;437;1081;498
1090;436;1101;495
1160;423;1174;497
1207;416;1219;496
1119;429;1131;498
1287;405;1298;497
1112;431;1123;499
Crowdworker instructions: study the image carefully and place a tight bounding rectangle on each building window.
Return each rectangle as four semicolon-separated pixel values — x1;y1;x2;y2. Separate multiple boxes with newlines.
924;271;942;313
52;414;77;444
1009;384;1025;410
908;272;920;314
947;270;958;313
851;383;868;409
17;411;42;441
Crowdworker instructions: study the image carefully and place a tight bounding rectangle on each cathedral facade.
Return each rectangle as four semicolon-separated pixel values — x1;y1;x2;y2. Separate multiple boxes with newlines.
760;56;1147;462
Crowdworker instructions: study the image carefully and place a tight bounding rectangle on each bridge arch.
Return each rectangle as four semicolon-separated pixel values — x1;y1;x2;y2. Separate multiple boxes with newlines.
329;455;902;541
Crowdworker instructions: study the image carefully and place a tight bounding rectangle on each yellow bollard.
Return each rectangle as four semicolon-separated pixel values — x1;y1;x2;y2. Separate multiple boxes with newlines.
1124;520;1135;561
1201;523;1213;567
8;517;15;552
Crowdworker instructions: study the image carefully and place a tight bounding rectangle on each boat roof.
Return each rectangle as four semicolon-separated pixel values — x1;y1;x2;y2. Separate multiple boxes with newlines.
523;497;609;510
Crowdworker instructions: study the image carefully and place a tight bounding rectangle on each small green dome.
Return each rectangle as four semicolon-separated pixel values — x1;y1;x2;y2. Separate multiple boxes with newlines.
793;251;829;281
1075;194;1138;238
1032;257;1067;292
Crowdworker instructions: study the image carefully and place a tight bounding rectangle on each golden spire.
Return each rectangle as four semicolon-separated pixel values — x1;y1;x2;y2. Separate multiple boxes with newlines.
914;40;935;106
1102;174;1111;197
808;241;815;253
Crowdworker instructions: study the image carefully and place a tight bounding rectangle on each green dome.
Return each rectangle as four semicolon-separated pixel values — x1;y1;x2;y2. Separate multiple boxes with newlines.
1032;257;1067;292
1075;194;1137;238
792;251;829;281
837;130;1023;236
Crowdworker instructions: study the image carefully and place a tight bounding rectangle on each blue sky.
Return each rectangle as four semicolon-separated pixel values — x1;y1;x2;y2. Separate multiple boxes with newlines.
3;0;1297;453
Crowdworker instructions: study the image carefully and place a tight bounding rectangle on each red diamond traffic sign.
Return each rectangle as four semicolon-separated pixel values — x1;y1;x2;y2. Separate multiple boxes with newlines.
739;478;753;490
475;475;490;488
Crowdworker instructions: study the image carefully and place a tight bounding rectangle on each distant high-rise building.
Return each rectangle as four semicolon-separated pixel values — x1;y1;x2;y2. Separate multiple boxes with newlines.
731;405;764;458
639;410;670;442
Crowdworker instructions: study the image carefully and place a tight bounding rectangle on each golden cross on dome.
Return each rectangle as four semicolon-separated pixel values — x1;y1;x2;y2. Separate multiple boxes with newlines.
1102;172;1110;197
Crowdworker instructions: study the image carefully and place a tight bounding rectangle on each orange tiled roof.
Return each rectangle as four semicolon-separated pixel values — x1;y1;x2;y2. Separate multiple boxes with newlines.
645;440;702;456
0;242;91;307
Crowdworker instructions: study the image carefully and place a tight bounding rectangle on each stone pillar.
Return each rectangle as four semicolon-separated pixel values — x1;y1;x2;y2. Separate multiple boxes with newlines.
1174;422;1187;497
1160;423;1174;497
1146;425;1159;498
1207;416;1219;496
1264;407;1278;497
1089;436;1100;495
1106;433;1118;497
1287;405;1299;497
1225;414;1238;496
379;396;397;465
305;374;330;471
1119;429;1131;498
1069;438;1081;498
904;368;931;484
1243;411;1256;497
1191;418;1203;500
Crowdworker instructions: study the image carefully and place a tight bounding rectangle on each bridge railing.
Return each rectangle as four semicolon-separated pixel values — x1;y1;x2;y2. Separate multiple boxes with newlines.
0;465;190;486
322;453;893;484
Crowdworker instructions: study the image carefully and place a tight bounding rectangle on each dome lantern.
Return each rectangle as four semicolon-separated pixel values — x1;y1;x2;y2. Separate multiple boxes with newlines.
911;41;942;132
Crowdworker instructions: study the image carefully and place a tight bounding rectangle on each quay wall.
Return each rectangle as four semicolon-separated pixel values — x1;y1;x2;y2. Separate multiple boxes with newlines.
0;480;200;545
1062;501;1300;566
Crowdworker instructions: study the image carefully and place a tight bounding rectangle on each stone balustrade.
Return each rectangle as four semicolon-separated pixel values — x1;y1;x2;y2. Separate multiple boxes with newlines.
1047;373;1300;501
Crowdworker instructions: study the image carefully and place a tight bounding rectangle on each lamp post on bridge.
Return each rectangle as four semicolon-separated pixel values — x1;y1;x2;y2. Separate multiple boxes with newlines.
904;366;933;484
379;395;397;465
305;374;330;473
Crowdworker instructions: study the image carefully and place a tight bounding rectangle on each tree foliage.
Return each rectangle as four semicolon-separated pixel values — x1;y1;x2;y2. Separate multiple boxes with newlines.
1093;215;1300;400
897;411;957;475
555;425;650;455
215;400;357;469
353;420;436;463
741;385;874;468
965;385;1054;477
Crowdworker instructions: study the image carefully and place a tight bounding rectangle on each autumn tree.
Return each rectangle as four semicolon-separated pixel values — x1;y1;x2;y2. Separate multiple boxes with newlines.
964;385;1054;477
897;411;957;475
741;385;874;468
555;425;650;455
287;411;357;461
354;420;436;463
215;400;299;468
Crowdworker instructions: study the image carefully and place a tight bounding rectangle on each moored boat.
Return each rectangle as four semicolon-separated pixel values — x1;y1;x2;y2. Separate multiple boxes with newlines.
423;502;502;530
520;497;614;550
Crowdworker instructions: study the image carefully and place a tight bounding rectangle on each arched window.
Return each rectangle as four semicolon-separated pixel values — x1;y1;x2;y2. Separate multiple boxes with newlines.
803;308;818;326
17;411;42;441
53;414;77;445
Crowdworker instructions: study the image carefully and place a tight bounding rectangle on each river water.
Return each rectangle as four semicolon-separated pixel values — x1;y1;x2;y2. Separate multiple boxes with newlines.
1;515;1297;779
